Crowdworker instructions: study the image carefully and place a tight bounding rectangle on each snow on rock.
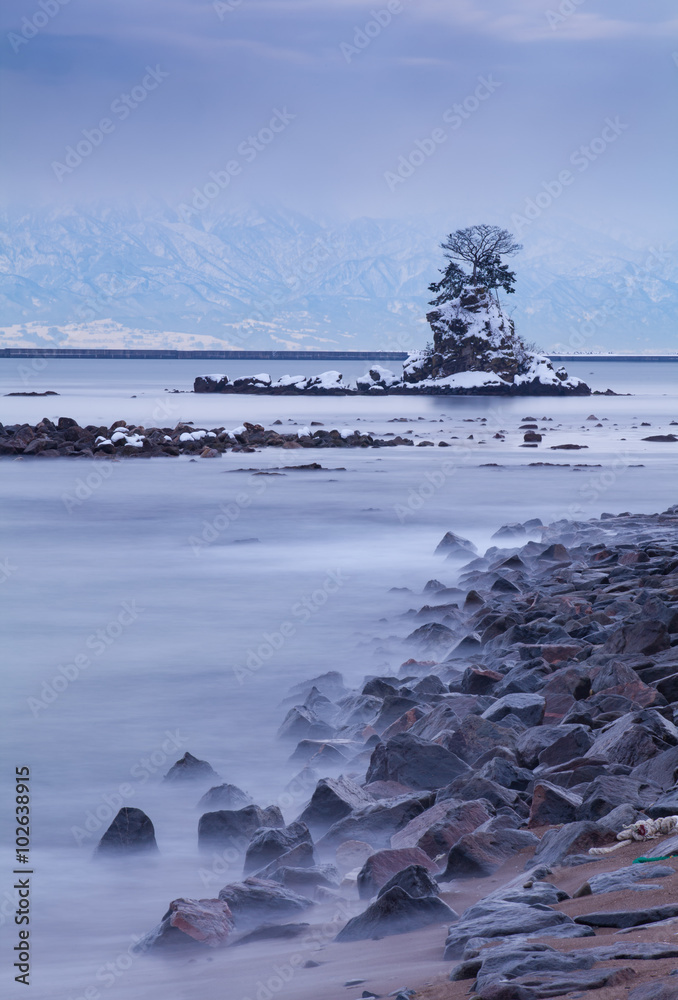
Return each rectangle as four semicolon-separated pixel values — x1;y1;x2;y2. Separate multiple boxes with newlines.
192;297;591;396
179;430;210;443
356;366;401;391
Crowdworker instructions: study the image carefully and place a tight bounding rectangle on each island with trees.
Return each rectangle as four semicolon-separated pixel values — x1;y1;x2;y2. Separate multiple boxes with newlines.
195;225;591;396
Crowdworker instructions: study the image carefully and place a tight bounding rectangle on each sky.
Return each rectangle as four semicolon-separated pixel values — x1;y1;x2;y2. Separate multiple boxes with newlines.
2;0;677;240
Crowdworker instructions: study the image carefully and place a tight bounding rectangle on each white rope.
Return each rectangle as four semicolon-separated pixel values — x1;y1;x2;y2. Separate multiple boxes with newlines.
588;816;678;856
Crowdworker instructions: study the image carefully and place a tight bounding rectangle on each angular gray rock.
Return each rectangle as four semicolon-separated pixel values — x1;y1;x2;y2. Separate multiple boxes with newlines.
197;783;252;812
441;821;539;879
335;886;458;942
95;807;158;857
317;792;434;851
575;903;678;928
365;732;470;790
198;804;283;851
244;822;313;875
164;752;220;783
530;821;610;868
376;864;439;899
297;776;373;834
218;877;313;930
444;900;576;959
482;694;545;728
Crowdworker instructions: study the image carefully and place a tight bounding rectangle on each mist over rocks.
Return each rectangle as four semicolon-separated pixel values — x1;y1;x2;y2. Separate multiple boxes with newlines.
126;501;678;986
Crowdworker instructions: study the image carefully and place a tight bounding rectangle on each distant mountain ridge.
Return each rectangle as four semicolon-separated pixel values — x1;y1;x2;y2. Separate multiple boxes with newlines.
0;204;675;352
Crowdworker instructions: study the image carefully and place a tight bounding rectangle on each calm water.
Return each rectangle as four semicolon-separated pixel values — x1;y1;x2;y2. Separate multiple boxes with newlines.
1;358;677;999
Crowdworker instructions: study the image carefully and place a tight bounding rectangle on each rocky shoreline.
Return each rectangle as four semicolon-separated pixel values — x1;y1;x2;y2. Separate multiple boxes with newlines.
194;364;597;397
92;505;678;998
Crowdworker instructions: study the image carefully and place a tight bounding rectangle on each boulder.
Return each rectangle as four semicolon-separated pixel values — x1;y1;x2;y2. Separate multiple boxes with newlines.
365;733;470;790
440;821;539;879
135;897;235;950
357;847;439;899
531;821;612;868
443;899;576;960
335;886;458;942
164;752;220;783
317;792;434;851
376;864;439;899
198;804;283;851
297;776;373;834
441;715;517;764
218;877;313;929
267;864;341;894
253;842;316;878
576;774;659;822
244;821;312;874
95;807;158;856
516;725;591;769
435;532;478;559
390;798;491;856
575;903;678;928
605;619;671;656
529;782;583;827
482;694;545;728
197;784;252;812
277;706;334;741
574;864;675;897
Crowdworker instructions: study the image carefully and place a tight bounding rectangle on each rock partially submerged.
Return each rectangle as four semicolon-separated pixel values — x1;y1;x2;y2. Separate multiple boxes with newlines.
95;807;158;857
136;897;235;951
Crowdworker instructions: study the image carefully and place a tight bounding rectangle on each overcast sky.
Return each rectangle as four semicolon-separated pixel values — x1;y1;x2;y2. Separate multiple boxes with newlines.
2;0;677;238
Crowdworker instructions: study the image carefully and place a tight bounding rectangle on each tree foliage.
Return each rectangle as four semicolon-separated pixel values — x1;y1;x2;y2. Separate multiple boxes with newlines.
429;224;521;305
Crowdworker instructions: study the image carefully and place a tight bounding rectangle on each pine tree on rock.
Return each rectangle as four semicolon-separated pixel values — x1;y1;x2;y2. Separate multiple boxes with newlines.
404;224;586;392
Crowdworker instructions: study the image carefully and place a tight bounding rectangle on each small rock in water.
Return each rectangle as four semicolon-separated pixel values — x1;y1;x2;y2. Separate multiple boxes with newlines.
95;807;158;857
164;751;220;783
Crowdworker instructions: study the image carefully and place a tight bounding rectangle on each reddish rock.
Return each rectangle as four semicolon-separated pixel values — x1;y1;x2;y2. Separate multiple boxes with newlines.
529;781;583;827
380;706;427;740
391;798;491;857
357;847;438;899
138;897;235;950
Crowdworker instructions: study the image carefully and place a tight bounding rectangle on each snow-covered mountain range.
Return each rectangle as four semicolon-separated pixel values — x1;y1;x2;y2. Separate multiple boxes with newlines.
0;204;675;353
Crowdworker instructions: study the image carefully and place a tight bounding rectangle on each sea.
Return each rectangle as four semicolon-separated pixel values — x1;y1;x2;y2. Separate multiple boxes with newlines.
1;357;677;999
